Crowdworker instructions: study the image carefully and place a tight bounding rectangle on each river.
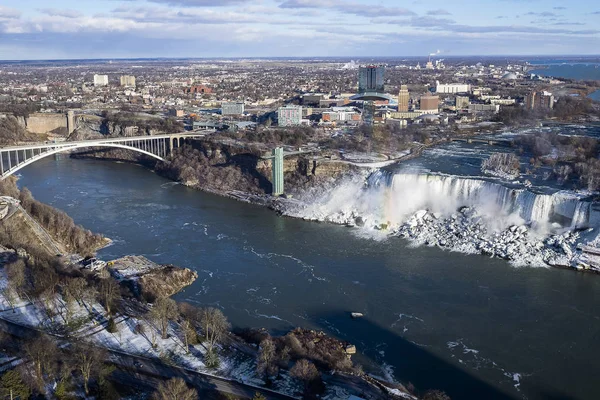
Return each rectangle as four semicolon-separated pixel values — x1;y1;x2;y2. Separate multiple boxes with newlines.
17;157;600;400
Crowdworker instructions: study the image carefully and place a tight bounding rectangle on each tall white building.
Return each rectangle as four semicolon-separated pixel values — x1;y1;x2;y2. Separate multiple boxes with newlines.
93;74;109;87
120;75;136;87
435;81;471;94
277;105;302;127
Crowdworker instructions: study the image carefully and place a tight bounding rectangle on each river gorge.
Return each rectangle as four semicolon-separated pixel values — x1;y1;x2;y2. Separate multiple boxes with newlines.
16;153;600;400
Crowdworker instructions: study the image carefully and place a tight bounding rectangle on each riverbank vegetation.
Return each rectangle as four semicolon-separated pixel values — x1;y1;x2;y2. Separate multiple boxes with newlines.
495;97;599;126
514;133;600;190
156;142;269;194
0;176;105;256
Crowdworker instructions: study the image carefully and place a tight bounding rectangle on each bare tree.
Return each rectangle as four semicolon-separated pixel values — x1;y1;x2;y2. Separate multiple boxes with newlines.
151;377;197;400
199;307;230;352
178;302;200;322
65;277;88;305
290;359;319;392
98;278;120;315
71;341;106;395
257;337;278;379
5;259;27;297
179;318;196;354
23;334;58;389
151;297;179;340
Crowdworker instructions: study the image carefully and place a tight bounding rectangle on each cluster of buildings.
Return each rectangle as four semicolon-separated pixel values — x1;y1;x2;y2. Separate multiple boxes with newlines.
267;63;560;127
0;57;570;139
93;74;136;88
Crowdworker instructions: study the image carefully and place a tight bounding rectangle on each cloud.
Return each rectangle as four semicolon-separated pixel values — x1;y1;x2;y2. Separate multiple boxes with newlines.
426;9;452;16
409;16;455;27
38;8;84;19
551;22;584;26
144;0;252;6
553;6;566;10
377;16;598;36
0;6;21;19
278;0;416;17
525;11;557;17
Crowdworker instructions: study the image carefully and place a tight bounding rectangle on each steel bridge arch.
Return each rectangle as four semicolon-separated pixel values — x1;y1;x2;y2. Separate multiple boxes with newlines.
1;143;165;180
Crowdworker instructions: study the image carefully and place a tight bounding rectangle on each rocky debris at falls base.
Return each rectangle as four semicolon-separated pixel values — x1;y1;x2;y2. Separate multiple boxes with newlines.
304;204;595;270
108;255;198;301
394;207;585;268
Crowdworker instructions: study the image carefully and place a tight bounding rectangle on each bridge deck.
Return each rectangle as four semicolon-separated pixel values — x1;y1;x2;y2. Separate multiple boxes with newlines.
0;133;206;151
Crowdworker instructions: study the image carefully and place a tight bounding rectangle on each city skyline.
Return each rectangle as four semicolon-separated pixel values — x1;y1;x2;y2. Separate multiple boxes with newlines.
0;0;599;60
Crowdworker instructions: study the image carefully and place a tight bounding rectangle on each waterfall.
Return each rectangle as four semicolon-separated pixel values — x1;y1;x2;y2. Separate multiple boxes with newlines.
366;171;593;229
571;202;591;229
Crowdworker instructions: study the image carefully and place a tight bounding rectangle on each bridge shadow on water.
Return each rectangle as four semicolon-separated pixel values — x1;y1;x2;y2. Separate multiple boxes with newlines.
312;311;515;400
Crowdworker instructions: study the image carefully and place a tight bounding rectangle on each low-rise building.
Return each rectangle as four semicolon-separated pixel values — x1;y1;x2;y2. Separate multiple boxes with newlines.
302;93;326;105
490;98;516;105
455;96;470;109
169;109;185;117
277;105;302;126
436;81;471;94
221;102;245;116
120;75;136;87
468;104;500;113
93;74;109;87
322;108;361;123
388;111;423;119
185;85;212;94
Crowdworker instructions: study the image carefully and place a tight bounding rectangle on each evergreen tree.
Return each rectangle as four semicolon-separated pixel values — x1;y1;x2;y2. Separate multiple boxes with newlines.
0;369;30;400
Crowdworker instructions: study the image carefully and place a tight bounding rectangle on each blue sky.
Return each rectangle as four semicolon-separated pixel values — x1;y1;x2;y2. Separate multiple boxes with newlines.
0;0;598;59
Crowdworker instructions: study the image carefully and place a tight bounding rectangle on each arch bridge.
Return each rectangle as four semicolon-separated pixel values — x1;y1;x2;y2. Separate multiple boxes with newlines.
0;133;206;180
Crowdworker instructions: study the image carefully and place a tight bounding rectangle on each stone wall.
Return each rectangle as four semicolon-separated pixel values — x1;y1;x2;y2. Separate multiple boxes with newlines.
25;113;67;134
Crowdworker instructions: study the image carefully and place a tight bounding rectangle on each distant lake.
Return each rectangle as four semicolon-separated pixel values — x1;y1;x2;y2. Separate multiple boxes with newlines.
590;90;600;102
529;63;600;81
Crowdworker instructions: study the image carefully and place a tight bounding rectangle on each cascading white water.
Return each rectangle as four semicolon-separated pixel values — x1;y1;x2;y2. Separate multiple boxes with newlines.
571;202;592;229
287;169;596;266
364;170;593;230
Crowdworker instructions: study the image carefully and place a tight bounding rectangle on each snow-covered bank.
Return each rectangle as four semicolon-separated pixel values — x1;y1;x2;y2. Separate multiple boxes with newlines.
284;169;600;269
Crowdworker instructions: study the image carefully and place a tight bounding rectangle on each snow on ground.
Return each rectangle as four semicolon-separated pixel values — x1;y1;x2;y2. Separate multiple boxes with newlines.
0;287;308;397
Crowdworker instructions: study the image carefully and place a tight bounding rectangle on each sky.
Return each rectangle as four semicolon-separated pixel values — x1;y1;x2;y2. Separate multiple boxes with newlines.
0;0;598;59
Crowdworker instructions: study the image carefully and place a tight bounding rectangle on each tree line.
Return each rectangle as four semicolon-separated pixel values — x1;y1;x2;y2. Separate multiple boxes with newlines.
0;176;105;256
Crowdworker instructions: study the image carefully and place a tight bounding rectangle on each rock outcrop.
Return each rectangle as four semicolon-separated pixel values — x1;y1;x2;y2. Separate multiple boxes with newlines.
108;255;198;301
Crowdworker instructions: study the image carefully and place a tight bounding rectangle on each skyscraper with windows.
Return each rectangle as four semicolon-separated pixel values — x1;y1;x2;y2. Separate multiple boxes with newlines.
358;65;385;92
398;85;409;112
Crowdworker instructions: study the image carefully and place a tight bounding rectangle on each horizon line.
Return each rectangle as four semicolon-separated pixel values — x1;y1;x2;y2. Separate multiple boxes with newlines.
1;54;600;63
